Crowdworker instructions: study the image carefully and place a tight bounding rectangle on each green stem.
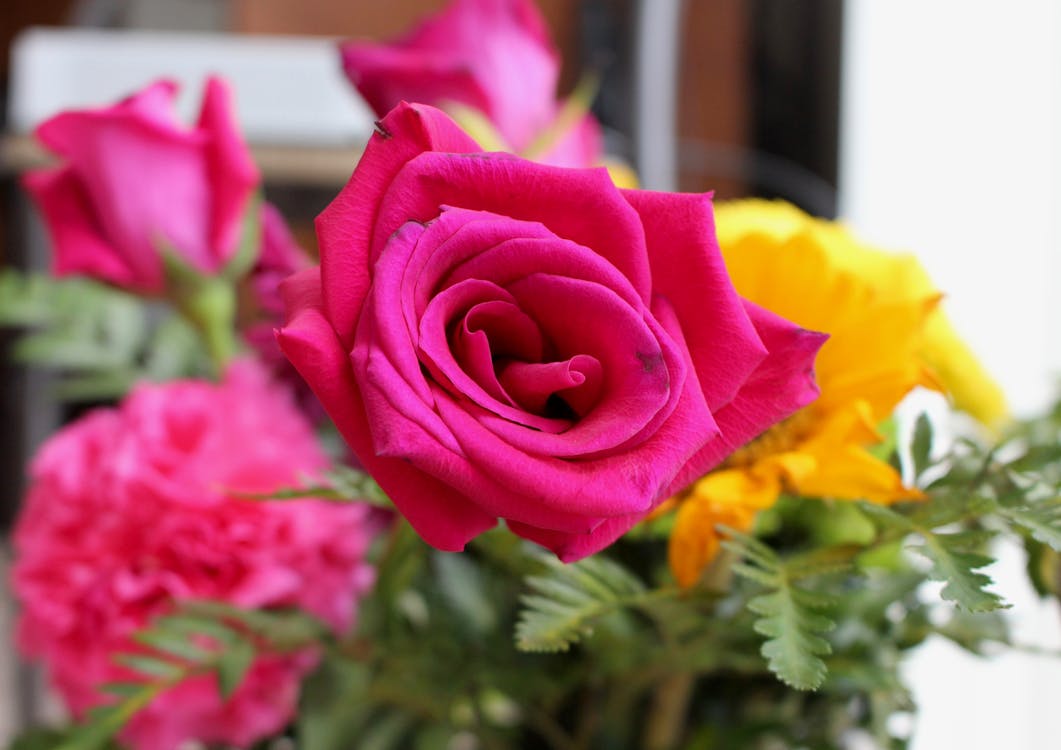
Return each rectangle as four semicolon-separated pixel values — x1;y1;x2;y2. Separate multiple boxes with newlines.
525;707;580;750
521;73;600;160
186;279;239;374
642;673;696;750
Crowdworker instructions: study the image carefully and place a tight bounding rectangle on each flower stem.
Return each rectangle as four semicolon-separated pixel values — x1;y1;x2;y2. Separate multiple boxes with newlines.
642;672;695;750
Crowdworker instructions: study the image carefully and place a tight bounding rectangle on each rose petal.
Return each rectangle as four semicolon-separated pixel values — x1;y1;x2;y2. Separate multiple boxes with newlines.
662;300;828;496
416;278;569;433
277;276;497;550
197;76;260;264
318;103;482;349
342;0;560;150
498;356;600;416
22;167;140;288
373;153;653;302
623;189;768;410
35;84;215;283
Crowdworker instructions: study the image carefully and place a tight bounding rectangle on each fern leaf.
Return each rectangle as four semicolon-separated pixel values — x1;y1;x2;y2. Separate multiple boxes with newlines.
131;628;214;663
728;532;836;690
741;579;834;690
913;536;1008;612
515;556;645;652
216;639;256;699
113;654;185;681
996;500;1061;551
859;501;1009;612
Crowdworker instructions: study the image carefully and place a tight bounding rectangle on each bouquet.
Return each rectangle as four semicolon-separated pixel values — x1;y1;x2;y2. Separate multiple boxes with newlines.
4;2;1056;749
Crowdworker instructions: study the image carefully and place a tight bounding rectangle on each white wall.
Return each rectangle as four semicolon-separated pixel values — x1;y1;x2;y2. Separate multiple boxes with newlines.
840;2;1061;747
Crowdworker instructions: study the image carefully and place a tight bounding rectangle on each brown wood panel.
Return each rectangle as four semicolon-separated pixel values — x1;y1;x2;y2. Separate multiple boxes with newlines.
230;0;448;40
229;0;579;86
677;0;751;197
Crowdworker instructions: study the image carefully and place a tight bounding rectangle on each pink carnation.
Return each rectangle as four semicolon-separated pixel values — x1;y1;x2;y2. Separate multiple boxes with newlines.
12;362;377;750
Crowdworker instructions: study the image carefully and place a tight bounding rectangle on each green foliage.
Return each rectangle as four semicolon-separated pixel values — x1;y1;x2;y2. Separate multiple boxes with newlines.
0;269;206;399
16;363;1061;749
995;495;1061;551
232;465;392;508
219;191;264;282
8;728;120;750
297;659;374;750
909;412;935;479
725;531;838;690
859;502;1009;612
40;603;328;750
515;554;647;653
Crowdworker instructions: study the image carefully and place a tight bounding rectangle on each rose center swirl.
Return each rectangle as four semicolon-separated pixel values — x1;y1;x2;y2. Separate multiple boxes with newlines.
367;206;688;459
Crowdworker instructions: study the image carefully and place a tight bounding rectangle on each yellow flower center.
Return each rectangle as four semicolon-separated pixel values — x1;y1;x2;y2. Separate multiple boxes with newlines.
724;408;817;469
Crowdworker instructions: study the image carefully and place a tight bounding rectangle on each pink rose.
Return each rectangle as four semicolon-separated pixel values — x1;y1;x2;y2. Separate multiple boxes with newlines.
340;0;602;168
23;77;259;293
12;362;377;750
277;102;826;562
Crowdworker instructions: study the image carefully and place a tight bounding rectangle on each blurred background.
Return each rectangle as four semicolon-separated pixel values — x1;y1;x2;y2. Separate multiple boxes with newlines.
0;0;1058;746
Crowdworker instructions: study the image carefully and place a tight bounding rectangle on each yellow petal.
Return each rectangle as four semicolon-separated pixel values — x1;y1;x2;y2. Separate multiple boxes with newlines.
791;404;922;503
921;312;1009;429
669;494;762;589
692;468;784;511
668;470;783;588
715;199;1007;428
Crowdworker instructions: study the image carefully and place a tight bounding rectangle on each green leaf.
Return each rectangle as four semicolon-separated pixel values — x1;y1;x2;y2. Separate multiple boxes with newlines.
433;551;497;633
0;269;206;397
859;502;1009;612
357;711;416;750
521;72;599;160
783;544;860;581
912;537;1008;612
910;413;934;479
180;600;327;649
98;682;148;699
8;728;81;750
298;658;373;750
220;191;264;281
935;608;1010;655
996;499;1061;551
515;555;645;652
727;531;836;690
749;587;834;691
232;466;392;508
729;561;778;587
113;654;185;681
142;314;204;381
1025;539;1060;596
53;684;162;750
325;466;393;507
132;626;215;663
216;638;256;699
149;613;243;647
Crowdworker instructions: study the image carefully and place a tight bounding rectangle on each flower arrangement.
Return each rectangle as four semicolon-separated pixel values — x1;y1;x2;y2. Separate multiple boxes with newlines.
3;2;1059;749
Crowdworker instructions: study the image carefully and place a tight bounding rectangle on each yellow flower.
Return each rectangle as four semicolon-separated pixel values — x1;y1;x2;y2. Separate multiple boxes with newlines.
668;200;1006;588
714;200;1007;427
